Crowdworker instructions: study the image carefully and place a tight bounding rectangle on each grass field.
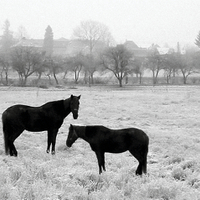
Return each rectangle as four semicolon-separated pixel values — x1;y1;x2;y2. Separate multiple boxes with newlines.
0;85;200;200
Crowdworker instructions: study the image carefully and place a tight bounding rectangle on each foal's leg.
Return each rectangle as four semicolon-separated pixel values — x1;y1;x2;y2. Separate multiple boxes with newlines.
129;148;146;175
95;151;106;174
8;130;23;157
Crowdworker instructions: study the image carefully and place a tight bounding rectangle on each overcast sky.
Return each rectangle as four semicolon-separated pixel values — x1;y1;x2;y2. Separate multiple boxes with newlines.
1;0;200;48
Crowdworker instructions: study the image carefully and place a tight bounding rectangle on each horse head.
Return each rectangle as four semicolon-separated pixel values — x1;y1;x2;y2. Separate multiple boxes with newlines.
66;124;78;147
70;95;81;119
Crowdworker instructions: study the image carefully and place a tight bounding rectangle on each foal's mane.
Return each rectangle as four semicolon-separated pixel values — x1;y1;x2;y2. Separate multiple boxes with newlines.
85;126;107;138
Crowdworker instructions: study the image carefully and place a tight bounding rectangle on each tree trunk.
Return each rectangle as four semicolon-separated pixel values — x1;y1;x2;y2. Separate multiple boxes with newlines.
63;71;67;79
5;70;8;85
53;72;59;85
183;75;187;84
172;68;176;84
139;73;142;84
118;78;123;87
90;73;94;84
152;70;156;85
37;72;42;84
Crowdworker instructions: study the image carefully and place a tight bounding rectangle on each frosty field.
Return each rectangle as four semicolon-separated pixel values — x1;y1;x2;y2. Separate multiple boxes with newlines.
0;85;200;200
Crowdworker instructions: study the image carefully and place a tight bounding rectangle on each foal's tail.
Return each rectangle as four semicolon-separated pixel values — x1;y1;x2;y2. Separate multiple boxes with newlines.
3;130;9;155
142;145;149;174
2;115;9;155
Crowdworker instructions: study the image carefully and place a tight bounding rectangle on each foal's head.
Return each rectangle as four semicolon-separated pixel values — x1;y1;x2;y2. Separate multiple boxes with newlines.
66;124;78;147
69;95;81;119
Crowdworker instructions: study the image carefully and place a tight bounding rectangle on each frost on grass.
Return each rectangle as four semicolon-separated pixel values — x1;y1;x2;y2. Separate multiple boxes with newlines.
0;86;200;199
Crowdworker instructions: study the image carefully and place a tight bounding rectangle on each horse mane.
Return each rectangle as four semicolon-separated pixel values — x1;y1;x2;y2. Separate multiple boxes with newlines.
63;97;71;110
85;126;108;138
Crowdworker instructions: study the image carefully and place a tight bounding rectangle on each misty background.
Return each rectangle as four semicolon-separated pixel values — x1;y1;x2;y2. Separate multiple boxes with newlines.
1;0;200;87
1;0;200;47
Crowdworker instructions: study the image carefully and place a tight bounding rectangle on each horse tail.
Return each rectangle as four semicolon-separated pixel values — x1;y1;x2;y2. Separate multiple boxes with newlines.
2;113;9;155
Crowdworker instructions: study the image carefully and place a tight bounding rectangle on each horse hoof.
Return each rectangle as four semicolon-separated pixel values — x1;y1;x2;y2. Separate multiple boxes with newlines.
51;151;55;155
46;150;50;154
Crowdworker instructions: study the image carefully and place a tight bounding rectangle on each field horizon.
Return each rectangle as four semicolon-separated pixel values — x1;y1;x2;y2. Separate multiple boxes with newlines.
0;85;200;199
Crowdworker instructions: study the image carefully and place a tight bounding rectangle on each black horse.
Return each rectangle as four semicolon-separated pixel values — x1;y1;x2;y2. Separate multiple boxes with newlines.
2;95;81;156
66;124;149;175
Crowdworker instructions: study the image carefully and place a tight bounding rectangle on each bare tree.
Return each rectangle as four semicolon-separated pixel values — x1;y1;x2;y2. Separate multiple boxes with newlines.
73;20;114;54
15;25;30;40
178;48;199;84
83;53;102;85
66;53;85;84
72;20;114;85
146;49;165;85
163;53;179;84
101;45;133;87
0;52;10;85
11;46;42;86
43;56;63;85
129;57;145;84
0;20;14;85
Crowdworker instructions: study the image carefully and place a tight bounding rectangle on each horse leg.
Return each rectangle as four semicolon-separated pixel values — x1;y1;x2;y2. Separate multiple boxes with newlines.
51;129;58;155
8;140;18;157
47;129;58;155
46;131;52;153
3;123;22;156
129;147;147;175
95;151;106;174
8;130;23;157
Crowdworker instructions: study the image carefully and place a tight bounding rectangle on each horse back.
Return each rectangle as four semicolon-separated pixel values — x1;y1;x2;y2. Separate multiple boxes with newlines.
2;101;66;132
85;126;149;153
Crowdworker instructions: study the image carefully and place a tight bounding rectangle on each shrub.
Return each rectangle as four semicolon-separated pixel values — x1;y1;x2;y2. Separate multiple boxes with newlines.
144;179;178;200
168;156;183;165
181;160;197;172
172;167;187;181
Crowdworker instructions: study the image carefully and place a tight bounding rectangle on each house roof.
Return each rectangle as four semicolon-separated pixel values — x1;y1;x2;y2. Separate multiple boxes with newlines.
65;39;106;56
148;44;175;55
124;40;139;49
124;40;148;57
12;38;149;57
13;38;69;47
13;38;43;48
66;39;90;55
157;47;174;55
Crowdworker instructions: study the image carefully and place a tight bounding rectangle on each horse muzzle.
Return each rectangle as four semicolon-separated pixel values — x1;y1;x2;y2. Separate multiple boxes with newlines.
73;113;78;119
66;140;72;147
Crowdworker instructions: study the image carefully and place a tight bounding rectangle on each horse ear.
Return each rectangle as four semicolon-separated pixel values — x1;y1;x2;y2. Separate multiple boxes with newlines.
71;95;74;99
70;124;73;129
78;95;81;99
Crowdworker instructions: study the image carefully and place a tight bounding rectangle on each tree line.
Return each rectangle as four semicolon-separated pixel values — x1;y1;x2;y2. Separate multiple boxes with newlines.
0;19;200;87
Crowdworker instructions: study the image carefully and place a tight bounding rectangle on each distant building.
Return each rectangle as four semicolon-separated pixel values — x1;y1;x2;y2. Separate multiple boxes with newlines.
124;40;148;58
13;38;43;48
12;37;68;55
65;39;90;56
148;43;175;55
53;38;69;55
12;37;106;57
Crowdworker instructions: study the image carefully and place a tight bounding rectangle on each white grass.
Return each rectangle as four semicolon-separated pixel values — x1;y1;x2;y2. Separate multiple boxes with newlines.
0;85;200;199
